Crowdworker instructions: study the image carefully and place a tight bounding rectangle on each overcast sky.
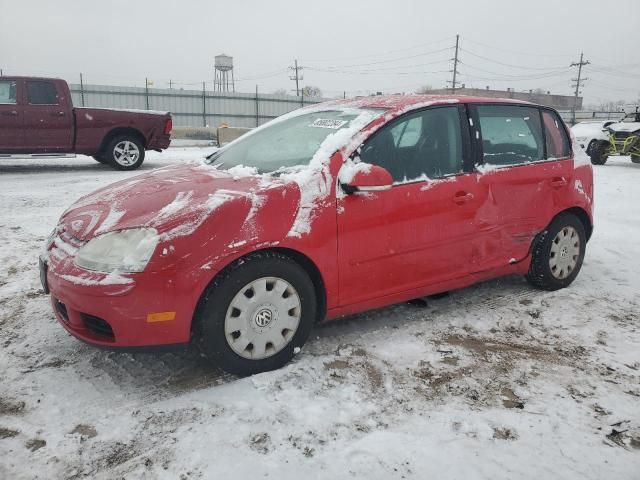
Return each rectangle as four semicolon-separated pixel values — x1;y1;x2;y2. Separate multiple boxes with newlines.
2;0;639;105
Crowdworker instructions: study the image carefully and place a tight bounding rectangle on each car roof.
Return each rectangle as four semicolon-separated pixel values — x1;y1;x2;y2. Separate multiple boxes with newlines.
321;94;534;113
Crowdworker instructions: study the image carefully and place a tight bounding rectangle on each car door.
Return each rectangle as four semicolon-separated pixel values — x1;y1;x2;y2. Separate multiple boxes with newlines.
0;79;24;152
22;80;73;153
336;105;481;306
470;104;574;267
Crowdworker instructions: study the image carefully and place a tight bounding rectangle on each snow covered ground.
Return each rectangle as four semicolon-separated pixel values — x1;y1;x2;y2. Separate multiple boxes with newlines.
0;147;639;479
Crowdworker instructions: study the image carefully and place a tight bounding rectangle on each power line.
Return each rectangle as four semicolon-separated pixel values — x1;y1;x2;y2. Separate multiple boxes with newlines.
304;36;455;63
307;46;453;70
306;58;450;74
307;66;451;76
461;48;568;71
463;37;576;58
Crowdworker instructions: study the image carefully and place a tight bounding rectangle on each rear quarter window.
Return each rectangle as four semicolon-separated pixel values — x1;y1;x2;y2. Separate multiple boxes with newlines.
542;110;571;158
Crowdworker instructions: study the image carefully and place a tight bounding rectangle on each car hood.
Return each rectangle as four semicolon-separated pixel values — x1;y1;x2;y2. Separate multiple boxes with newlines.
608;122;640;133
60;162;301;242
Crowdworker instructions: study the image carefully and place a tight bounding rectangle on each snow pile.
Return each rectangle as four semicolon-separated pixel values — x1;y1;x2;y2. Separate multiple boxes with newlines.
227;164;259;178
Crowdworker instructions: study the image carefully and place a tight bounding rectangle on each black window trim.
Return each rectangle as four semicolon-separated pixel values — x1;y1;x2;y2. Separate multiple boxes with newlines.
469;102;572;171
26;80;60;106
353;103;473;187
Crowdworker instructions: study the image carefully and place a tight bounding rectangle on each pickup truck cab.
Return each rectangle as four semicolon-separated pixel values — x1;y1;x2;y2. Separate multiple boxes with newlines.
0;76;172;170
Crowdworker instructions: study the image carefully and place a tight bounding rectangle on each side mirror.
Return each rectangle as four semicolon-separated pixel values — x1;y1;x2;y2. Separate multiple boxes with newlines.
342;164;393;194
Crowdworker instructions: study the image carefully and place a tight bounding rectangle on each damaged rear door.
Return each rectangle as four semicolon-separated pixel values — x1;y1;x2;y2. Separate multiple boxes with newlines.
470;104;573;268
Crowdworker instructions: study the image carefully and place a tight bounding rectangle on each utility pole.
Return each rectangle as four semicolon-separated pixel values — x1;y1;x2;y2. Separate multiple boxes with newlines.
570;52;590;125
447;34;460;93
289;59;304;96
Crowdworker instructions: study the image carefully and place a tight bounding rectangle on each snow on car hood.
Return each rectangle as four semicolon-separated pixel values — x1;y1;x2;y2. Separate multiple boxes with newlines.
571;122;608;140
608;122;640;133
60;163;299;242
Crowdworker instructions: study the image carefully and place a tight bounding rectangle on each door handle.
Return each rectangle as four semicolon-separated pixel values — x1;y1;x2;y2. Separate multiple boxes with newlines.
453;191;474;204
51;111;66;117
550;177;568;188
1;110;18;116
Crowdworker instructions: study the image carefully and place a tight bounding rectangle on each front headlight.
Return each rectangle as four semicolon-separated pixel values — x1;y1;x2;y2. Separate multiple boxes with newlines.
75;228;159;273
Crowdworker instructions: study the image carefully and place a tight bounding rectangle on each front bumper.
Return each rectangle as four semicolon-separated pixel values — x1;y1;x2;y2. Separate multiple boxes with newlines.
43;256;193;348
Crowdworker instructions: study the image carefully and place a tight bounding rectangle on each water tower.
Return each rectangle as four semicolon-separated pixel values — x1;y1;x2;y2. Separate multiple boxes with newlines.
214;54;235;92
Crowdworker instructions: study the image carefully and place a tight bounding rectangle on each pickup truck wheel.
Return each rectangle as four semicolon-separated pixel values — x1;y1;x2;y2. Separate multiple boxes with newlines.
106;135;145;171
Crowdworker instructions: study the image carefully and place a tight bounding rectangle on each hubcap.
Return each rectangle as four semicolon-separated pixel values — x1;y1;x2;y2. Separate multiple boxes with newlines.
113;140;140;166
549;226;580;280
224;277;301;360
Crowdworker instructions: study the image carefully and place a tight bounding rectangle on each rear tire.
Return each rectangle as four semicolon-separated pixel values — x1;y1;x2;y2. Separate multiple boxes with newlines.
631;155;640;164
105;135;145;171
589;141;609;165
526;213;586;291
194;252;317;376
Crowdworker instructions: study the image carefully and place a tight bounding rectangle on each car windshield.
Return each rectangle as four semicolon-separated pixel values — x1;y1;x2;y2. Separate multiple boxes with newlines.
206;108;383;173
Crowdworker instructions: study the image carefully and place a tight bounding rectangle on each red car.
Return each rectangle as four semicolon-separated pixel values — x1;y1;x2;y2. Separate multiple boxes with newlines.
41;95;594;375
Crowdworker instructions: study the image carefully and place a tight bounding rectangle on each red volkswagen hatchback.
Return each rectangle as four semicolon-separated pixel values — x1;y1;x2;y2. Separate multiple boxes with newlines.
41;95;594;375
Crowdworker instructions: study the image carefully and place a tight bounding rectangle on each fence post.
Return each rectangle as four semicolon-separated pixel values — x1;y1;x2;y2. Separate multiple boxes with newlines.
202;82;206;127
255;85;259;127
80;73;85;107
145;78;150;110
301;88;304;108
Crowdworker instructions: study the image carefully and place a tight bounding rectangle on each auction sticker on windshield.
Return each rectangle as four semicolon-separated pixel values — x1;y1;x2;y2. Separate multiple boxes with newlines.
309;118;349;129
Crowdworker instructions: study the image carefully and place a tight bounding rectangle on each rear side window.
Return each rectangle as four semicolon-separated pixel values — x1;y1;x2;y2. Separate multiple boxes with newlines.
477;105;544;166
542;110;571;158
0;80;17;104
27;81;58;105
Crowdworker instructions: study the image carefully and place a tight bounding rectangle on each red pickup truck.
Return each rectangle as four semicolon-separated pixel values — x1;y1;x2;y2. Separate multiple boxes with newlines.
0;76;172;170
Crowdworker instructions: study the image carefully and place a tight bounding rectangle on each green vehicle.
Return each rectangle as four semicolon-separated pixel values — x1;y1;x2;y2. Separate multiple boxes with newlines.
590;109;640;165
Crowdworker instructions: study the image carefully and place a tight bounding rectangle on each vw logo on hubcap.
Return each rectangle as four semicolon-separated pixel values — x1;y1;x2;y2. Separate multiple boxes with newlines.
254;308;273;328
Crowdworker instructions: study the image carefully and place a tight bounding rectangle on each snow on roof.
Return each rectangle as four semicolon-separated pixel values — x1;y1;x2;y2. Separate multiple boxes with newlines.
321;94;533;112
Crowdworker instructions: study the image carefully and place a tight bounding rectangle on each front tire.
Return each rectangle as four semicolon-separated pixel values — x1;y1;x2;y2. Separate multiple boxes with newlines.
589;141;609;165
631;155;640;164
105;135;145;171
194;252;317;376
526;213;586;291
